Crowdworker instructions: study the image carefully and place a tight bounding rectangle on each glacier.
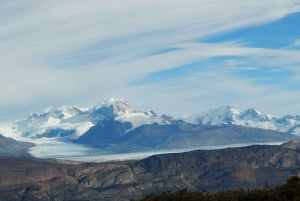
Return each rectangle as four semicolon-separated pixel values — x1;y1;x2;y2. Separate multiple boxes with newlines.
0;99;299;161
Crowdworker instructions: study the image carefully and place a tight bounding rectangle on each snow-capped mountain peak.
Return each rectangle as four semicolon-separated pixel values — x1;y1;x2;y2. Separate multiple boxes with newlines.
110;99;135;115
188;105;240;125
3;99;300;142
184;105;300;135
28;105;83;121
94;98;133;112
0;98;168;140
238;108;272;122
57;105;84;119
91;98;135;122
186;105;275;125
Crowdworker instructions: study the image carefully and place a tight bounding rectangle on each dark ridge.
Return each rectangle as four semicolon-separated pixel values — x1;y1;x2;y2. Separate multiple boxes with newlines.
0;134;34;157
1;142;300;200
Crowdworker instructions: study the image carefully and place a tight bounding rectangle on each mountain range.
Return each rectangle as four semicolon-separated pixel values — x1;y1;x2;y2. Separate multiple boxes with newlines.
0;98;299;156
186;105;300;135
0;98;168;140
1;98;300;200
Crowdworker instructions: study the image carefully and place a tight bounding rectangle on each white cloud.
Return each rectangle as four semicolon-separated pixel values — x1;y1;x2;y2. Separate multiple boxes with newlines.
289;39;300;47
0;0;300;120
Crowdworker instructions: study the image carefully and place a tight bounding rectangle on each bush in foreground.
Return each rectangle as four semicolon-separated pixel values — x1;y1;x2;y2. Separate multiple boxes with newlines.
135;176;300;201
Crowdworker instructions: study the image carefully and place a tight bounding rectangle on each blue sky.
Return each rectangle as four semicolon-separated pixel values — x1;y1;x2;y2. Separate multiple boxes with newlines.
0;0;300;120
203;12;300;49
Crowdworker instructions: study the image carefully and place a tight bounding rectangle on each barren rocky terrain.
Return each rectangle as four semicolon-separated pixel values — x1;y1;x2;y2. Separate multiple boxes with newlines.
0;134;33;157
1;141;300;201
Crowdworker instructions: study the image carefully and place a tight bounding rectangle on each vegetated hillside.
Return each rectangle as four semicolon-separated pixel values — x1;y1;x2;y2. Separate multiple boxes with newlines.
136;176;300;201
1;141;300;201
75;122;297;152
0;134;33;157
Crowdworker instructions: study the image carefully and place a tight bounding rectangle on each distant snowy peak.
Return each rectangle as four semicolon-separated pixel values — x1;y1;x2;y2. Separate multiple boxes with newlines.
0;98;167;140
91;98;135;121
192;105;239;125
28;105;84;121
94;98;134;112
187;105;271;125
92;98;169;131
4;99;300;142
187;105;300;135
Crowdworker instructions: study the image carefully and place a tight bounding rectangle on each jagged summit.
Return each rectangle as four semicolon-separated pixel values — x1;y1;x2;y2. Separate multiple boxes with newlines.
0;99;300;159
93;98;135;117
185;105;300;135
91;98;139;123
0;98;166;140
1;98;300;144
28;105;84;121
186;105;272;125
146;109;157;117
186;105;240;125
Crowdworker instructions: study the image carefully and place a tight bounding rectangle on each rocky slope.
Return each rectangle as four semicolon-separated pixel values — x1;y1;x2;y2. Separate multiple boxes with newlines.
0;134;33;157
75;123;297;152
1;141;300;201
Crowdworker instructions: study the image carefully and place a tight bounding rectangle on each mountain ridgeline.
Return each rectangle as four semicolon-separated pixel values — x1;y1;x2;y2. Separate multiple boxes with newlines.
135;176;300;201
0;98;299;153
1;141;300;201
75;121;295;152
0;134;33;157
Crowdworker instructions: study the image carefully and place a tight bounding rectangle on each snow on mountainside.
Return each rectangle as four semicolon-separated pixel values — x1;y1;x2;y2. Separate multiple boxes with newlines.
185;105;300;135
13;105;92;139
1;100;300;143
1;100;300;159
0;98;168;140
90;98;170;132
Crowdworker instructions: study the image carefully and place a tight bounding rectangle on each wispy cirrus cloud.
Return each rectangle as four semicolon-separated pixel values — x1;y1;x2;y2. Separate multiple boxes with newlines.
0;0;300;120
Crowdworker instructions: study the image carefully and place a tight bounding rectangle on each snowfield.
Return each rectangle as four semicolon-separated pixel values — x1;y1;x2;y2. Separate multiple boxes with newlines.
0;98;298;162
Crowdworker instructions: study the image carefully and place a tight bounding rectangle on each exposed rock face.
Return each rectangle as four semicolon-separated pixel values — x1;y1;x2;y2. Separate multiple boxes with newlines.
0;134;33;157
136;144;300;191
1;142;300;201
282;139;300;150
0;158;137;201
